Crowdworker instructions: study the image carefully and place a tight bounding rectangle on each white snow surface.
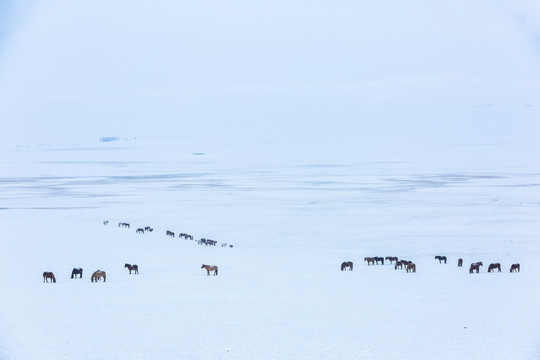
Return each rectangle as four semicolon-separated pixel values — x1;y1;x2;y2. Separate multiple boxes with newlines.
0;138;539;359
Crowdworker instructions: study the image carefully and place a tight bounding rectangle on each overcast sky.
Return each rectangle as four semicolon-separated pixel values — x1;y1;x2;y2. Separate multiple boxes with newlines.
0;0;539;148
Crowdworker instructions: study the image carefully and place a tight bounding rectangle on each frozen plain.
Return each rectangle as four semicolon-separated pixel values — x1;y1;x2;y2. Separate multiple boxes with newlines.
0;137;539;360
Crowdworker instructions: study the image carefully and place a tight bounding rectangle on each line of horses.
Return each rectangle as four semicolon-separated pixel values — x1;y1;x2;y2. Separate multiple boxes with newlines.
341;256;521;274
107;220;232;248
43;262;220;283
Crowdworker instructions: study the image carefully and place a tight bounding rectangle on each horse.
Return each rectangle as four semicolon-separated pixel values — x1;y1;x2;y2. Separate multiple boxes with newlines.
124;263;139;274
103;220;109;226
374;257;384;265
510;263;520;273
394;261;404;270
136;228;145;234
166;230;175;237
201;264;218;276
469;262;483;274
144;226;153;232
118;222;130;228
364;257;375;266
91;270;106;282
221;243;228;247
488;263;501;272
385;256;398;264
435;256;447;264
458;258;463;267
71;268;83;279
406;263;416;273
43;272;56;283
341;261;353;271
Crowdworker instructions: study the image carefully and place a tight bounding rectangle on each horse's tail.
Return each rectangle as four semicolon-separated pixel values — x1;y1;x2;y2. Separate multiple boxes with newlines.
71;271;74;279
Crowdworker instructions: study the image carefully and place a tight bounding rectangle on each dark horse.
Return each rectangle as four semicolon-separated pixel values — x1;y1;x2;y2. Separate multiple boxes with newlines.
458;258;463;267
510;263;520;273
124;263;139;274
71;268;83;279
166;230;175;237
488;263;501;272
469;262;483;274
435;256;447;264
385;256;398;264
341;261;353;271
373;257;384;265
406;263;416;273
43;272;56;283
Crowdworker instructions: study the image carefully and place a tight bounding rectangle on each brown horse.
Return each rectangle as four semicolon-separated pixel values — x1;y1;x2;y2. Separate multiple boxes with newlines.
124;263;139;274
394;260;404;270
469;262;483;274
385;256;398;264
510;263;520;273
406;263;416;273
201;264;218;276
91;270;106;282
341;261;353;271
488;263;501;272
364;257;375;266
458;258;463;267
43;272;56;283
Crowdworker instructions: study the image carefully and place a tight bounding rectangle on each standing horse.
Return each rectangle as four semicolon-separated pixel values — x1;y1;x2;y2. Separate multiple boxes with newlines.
43;272;56;283
364;257;375;266
488;263;501;272
435;256;447;264
385;256;398;264
458;258;463;267
124;263;139;274
201;264;218;276
91;270;106;282
374;257;384;265
166;230;175;237
136;228;145;234
469;262;483;274
510;263;520;273
341;261;353;271
406;263;416;273
394;260;404;270
71;268;83;279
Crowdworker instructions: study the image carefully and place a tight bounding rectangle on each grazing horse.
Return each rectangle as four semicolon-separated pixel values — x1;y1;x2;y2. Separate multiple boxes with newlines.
71;268;83;279
374;257;384;265
103;220;109;226
469;262;483;274
43;272;56;283
166;230;175;237
406;263;416;273
488;263;501;272
435;256;447;264
91;270;106;282
364;257;375;266
385;256;398;264
201;264;218;276
136;228;145;234
458;258;463;267
124;263;139;274
341;261;353;271
144;226;153;232
394;260;405;270
510;263;520;273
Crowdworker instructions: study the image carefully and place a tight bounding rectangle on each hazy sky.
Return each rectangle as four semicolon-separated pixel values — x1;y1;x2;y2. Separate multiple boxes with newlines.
0;0;539;147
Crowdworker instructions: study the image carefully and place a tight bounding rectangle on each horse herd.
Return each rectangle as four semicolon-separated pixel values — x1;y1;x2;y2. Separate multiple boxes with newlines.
43;263;220;283
341;256;521;274
108;220;232;248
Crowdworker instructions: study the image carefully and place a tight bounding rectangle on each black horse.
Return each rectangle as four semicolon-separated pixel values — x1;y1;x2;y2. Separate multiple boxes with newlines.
71;268;83;279
373;257;384;265
136;228;145;234
125;263;139;274
435;256;447;264
166;230;175;237
341;261;353;271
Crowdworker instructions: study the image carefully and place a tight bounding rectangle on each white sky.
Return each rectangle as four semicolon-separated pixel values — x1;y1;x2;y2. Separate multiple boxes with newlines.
0;0;539;148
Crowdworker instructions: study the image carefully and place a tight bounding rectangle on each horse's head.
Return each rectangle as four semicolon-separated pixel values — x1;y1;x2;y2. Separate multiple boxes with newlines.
478;262;483;266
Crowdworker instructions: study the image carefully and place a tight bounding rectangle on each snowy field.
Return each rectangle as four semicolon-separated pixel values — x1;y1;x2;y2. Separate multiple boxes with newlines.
0;138;539;360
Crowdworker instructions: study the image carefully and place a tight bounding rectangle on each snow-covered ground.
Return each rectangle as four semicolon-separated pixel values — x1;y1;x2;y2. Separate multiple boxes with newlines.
0;138;539;359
